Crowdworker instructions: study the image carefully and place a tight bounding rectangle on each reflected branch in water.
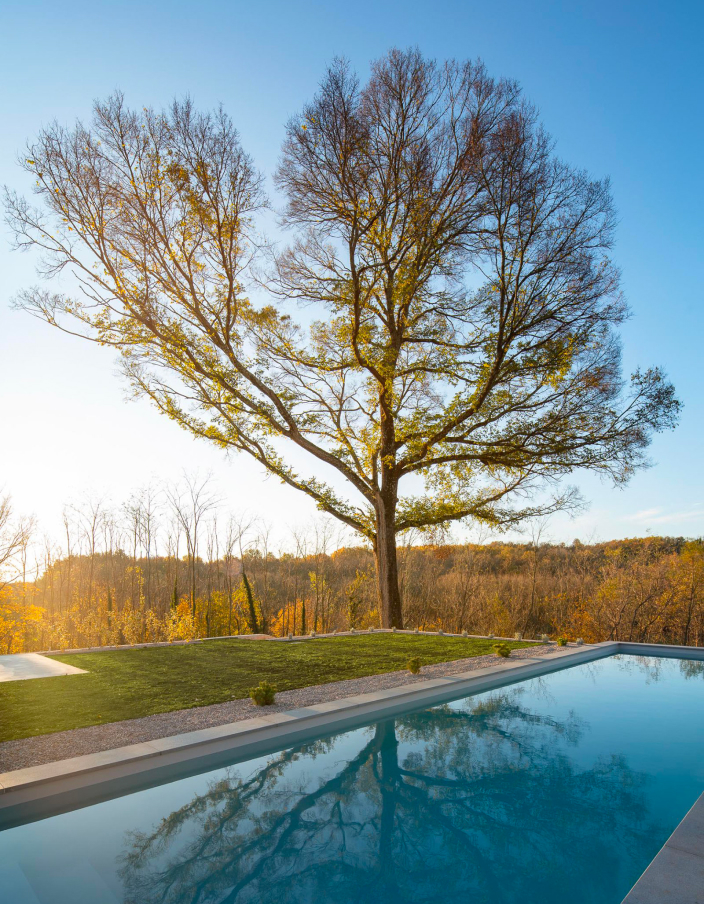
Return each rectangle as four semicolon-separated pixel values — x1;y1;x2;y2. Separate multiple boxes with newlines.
119;696;662;904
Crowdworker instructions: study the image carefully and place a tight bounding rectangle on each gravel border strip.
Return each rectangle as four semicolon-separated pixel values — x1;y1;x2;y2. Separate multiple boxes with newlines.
0;645;550;772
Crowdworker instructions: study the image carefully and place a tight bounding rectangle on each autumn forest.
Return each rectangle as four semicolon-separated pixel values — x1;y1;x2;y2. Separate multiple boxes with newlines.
1;481;702;655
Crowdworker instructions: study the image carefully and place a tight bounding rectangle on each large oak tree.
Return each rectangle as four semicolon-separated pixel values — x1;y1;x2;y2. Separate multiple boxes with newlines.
5;50;679;627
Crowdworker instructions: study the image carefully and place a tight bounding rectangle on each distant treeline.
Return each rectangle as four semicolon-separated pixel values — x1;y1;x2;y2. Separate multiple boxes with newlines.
2;535;703;653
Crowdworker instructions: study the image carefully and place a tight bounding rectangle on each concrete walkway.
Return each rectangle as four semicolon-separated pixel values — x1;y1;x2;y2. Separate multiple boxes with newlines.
0;654;86;682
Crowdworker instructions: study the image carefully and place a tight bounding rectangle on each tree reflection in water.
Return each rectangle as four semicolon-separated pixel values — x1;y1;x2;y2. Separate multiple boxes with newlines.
610;653;704;683
120;692;661;904
679;658;704;680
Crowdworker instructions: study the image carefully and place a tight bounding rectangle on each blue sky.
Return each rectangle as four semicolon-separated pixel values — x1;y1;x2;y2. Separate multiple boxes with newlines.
0;0;702;545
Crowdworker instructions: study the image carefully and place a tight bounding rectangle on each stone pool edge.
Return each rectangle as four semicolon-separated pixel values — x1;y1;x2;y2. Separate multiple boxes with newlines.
622;789;704;904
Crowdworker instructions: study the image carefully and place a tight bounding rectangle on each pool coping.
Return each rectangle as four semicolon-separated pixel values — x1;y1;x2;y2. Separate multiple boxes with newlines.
2;639;704;902
622;789;704;903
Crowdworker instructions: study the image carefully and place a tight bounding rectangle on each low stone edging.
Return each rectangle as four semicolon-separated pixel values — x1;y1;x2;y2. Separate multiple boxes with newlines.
39;628;544;656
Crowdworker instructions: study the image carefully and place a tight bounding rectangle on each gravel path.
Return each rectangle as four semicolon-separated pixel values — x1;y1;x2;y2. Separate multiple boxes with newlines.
0;645;551;772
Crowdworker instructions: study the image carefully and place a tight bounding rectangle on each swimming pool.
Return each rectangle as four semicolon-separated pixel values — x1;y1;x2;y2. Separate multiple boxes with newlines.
1;653;703;903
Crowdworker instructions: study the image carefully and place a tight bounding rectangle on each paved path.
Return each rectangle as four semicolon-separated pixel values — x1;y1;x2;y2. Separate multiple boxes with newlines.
0;653;86;682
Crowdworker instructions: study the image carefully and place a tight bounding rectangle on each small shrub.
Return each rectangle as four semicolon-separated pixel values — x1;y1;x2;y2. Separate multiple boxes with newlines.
556;637;568;647
407;657;422;674
249;681;277;706
493;642;512;658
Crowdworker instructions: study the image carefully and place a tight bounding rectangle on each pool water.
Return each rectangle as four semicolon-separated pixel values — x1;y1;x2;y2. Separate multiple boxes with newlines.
2;654;704;903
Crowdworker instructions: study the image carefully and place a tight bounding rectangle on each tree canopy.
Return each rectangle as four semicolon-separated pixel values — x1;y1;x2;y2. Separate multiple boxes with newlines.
4;49;680;626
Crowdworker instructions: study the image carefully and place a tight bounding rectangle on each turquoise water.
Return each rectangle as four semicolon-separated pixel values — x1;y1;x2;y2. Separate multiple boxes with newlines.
2;654;704;903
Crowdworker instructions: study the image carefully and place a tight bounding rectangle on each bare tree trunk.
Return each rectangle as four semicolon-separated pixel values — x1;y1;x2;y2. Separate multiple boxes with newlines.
242;570;258;634
374;499;403;629
63;513;72;614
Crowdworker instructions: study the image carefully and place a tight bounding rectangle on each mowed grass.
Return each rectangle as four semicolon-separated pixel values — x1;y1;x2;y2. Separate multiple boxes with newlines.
0;634;534;742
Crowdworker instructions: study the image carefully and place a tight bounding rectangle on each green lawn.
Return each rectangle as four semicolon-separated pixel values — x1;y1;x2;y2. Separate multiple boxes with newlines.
0;634;534;743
